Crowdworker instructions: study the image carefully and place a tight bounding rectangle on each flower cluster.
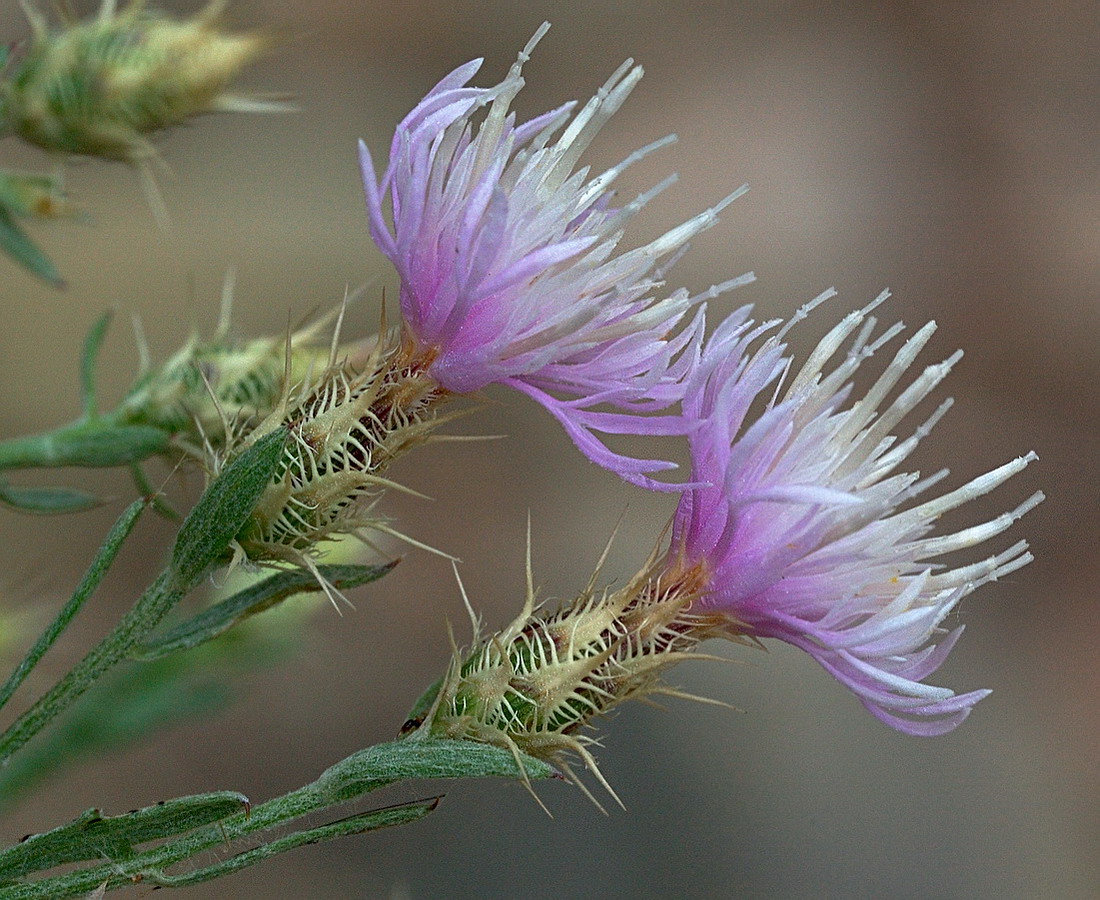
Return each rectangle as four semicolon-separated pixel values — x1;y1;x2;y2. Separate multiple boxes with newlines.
381;28;1039;769
409;291;1040;796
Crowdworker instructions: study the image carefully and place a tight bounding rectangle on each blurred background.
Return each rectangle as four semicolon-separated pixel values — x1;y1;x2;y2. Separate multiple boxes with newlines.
0;0;1094;896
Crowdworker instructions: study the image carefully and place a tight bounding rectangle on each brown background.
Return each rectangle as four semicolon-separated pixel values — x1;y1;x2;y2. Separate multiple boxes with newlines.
0;1;1094;896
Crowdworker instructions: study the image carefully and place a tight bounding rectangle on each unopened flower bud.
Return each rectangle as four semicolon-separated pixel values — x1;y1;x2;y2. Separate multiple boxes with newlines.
406;554;734;804
117;308;333;460
230;334;450;576
0;170;76;220
121;335;301;452
4;0;275;162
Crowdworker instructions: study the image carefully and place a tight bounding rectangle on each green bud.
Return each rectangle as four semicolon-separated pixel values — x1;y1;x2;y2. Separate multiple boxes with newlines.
409;559;735;805
121;335;297;448
0;170;75;220
3;0;276;162
117;303;333;460
233;334;449;573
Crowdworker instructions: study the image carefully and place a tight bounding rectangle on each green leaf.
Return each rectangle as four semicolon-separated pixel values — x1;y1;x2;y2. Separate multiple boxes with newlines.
313;738;556;805
0;433;286;763
132;562;397;661
49;424;171;468
143;798;439;889
170;427;287;590
80;311;113;418
0;739;549;898
0;204;61;287
0;792;250;881
0;799;437;898
0;480;101;514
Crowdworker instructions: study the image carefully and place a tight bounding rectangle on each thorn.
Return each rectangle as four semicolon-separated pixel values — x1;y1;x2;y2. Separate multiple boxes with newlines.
302;554;354;614
585;508;626;596
452;560;480;640
372;522;459;561
137;159;170;229
130;313;151;376
328;286;350;368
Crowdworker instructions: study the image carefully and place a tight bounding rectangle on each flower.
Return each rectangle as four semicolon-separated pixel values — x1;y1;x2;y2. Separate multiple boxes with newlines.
359;24;750;487
666;290;1043;735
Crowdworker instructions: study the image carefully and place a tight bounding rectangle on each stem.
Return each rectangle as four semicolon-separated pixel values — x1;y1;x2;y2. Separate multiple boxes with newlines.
0;426;287;766
0;569;185;766
0;418;170;471
1;739;548;898
0;787;430;898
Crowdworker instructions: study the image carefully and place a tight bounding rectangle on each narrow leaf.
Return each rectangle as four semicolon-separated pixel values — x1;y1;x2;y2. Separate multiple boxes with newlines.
144;799;439;889
0;499;147;712
80;311;113;418
0;792;249;881
0;740;549;897
170;428;287;590
0;480;101;514
314;738;555;805
0;422;171;471
132;562;397;661
0;205;61;286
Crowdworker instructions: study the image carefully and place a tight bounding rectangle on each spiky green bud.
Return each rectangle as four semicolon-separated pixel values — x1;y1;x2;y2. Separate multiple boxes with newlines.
407;557;737;805
119;333;306;455
3;0;275;162
229;334;451;585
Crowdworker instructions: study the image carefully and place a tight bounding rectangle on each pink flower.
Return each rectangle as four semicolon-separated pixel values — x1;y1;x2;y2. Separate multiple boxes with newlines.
359;24;749;487
669;290;1042;735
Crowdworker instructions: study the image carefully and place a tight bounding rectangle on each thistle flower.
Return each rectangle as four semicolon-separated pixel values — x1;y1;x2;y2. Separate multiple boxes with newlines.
665;290;1043;735
3;0;276;163
359;24;751;487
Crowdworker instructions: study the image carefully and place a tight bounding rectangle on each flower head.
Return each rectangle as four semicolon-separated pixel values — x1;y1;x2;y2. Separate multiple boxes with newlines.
667;291;1043;735
359;24;750;487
